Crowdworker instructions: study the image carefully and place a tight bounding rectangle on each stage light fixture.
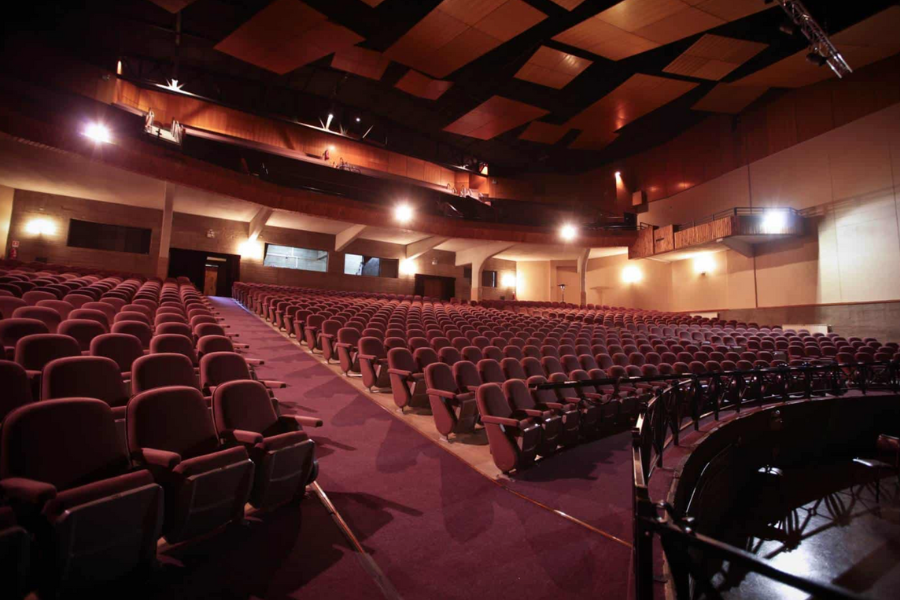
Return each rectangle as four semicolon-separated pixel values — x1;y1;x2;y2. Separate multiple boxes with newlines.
560;224;577;242
394;204;413;224
326;113;334;130
83;123;112;144
762;209;788;234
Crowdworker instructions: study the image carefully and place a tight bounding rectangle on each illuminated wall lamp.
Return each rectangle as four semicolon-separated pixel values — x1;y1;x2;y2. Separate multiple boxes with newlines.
622;265;643;284
237;239;264;260
400;259;416;275
25;218;56;236
693;254;716;276
501;272;517;288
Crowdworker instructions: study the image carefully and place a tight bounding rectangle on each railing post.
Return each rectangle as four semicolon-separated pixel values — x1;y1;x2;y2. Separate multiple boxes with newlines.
633;493;657;600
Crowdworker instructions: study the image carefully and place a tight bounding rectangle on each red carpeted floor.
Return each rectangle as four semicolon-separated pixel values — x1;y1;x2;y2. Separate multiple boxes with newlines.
194;297;634;600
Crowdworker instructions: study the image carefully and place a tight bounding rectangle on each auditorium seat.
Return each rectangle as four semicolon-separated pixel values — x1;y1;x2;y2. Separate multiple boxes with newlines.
150;333;199;366
132;353;201;395
476;383;540;474
358;337;390;391
424;362;478;438
11;306;61;333
387;348;426;410
0;399;163;589
213;380;320;510
503;379;562;456
57;319;106;352
127;386;254;542
1;318;50;359
90;333;144;380
0;361;32;422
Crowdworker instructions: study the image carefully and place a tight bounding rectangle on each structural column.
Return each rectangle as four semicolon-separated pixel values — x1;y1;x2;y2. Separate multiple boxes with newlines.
455;241;515;302
156;183;175;278
577;248;590;307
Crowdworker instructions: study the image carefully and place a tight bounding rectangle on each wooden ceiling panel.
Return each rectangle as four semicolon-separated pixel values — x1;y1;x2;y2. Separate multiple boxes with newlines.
734;6;900;88
566;73;697;140
694;0;771;21
331;47;391;80
385;0;546;78
518;121;570;144
634;7;723;45
148;0;198;12
394;70;453;100
554;0;774;61
664;34;767;80
548;0;587;9
215;0;363;75
514;46;592;89
692;83;768;113
553;18;659;61
568;129;618;151
444;96;548;140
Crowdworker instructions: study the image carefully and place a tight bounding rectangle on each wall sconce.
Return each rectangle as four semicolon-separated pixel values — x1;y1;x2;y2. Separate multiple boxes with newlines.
400;259;416;275
501;272;517;288
25;218;56;236
237;239;264;260
622;265;643;284
693;254;716;276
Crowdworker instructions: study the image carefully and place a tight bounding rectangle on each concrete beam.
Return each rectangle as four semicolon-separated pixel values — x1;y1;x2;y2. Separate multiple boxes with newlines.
406;235;449;260
721;237;755;258
248;206;274;241
335;224;367;252
454;241;516;267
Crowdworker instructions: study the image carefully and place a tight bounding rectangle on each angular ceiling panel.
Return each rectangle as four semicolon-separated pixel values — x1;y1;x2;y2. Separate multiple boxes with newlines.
553;0;774;61
331;47;391;80
548;0;587;9
664;34;767;80
214;0;363;75
394;70;454;100
147;0;198;12
384;0;546;78
518;121;570;144
444;96;549;140
514;46;592;89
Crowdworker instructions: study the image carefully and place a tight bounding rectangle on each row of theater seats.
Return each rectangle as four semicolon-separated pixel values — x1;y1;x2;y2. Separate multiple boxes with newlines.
234;281;898;474
0;267;321;598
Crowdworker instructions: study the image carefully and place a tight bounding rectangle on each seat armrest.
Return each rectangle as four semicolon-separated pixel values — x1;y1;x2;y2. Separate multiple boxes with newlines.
388;368;412;378
541;402;566;410
481;415;531;429
456;392;475;403
335;342;354;350
280;414;323;429
222;429;264;445
358;353;376;361
260;380;287;389
0;477;57;505
426;388;458;400
133;448;182;469
520;408;546;418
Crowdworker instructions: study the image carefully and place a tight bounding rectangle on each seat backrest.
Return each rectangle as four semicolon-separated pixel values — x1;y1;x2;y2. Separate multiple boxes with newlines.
477;359;505;384
476;383;513;419
462;346;483;363
197;334;235;356
14;333;81;371
1;398;128;490
42;356;129;407
0;297;28;318
213;380;278;435
521;357;544;378
128;386;219;460
0;318;50;348
69;308;110;329
503;378;536;411
156;322;193;338
150;333;198;365
90;333;144;373
414;348;439;370
359;337;386;359
200;351;252;388
438;347;461;365
193;322;226;338
11;306;62;333
387;347;416;373
0;360;32;421
425;362;458;394
501;357;527;380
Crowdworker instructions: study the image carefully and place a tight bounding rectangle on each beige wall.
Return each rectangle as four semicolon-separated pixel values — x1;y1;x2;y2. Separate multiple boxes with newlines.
4;191;516;299
516;261;551;302
0;185;14;259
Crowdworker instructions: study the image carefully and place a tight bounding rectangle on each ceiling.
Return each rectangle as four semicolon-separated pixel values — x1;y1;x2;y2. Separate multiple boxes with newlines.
5;1;900;176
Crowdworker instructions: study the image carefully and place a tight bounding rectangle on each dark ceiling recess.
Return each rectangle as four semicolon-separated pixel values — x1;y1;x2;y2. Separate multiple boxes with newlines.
4;0;897;176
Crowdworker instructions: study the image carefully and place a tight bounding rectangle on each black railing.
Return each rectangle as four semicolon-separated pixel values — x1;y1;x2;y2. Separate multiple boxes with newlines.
533;361;900;600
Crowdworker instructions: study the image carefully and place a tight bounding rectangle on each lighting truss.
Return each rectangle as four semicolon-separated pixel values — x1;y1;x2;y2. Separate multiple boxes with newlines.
774;0;852;78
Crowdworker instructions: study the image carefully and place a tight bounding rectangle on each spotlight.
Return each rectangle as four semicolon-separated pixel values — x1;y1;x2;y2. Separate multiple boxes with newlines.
622;265;643;284
762;209;788;234
400;259;416;275
779;22;796;35
83;123;111;144
394;204;413;224
614;171;622;179
355;117;361;123
559;224;577;242
237;239;264;260
501;273;517;288
164;79;185;91
806;52;827;67
326;113;334;130
25;218;56;236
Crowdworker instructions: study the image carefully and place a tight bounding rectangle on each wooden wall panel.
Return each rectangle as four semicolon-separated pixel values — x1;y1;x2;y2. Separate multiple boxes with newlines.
765;94;797;155
628;227;655;259
793;83;834;143
673;217;733;249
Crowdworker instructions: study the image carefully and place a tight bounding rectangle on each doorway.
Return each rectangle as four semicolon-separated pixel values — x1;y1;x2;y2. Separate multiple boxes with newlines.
169;248;241;297
414;274;456;300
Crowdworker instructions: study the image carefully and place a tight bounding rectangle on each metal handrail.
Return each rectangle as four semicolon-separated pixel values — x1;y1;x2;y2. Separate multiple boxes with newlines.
671;206;800;232
532;360;900;600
